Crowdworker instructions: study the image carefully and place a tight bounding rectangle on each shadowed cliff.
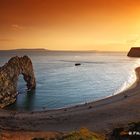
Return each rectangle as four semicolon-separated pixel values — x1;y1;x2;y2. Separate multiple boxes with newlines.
0;56;36;108
127;47;140;57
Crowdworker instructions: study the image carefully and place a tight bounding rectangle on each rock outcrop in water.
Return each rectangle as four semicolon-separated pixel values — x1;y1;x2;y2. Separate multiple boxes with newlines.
0;56;36;108
127;47;140;57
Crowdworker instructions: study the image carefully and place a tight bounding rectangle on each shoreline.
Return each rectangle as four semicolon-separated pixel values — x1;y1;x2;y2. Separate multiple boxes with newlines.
5;65;137;112
1;67;140;134
9;65;140;112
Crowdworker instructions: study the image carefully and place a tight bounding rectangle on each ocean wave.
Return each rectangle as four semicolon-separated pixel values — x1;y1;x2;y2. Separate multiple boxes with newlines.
114;59;140;94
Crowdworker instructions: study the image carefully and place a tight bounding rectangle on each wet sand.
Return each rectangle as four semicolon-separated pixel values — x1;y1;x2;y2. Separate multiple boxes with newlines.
1;67;140;134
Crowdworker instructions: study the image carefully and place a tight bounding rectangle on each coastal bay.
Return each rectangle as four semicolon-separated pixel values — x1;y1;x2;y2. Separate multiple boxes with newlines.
0;67;140;135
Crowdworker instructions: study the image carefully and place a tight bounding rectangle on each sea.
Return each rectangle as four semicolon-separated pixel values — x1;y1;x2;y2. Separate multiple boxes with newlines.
0;50;139;111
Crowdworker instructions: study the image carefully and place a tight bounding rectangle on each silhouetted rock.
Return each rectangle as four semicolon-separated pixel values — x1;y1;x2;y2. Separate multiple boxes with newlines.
0;56;36;108
75;63;81;66
127;47;140;57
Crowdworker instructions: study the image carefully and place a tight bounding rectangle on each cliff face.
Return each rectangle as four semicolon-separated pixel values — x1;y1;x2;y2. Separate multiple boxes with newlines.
0;56;36;108
127;47;140;57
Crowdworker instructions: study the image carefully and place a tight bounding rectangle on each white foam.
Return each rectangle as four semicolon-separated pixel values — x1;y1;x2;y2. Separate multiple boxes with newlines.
114;59;140;95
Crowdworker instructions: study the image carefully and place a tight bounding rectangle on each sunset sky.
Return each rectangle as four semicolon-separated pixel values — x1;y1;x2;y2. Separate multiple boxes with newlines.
1;0;140;51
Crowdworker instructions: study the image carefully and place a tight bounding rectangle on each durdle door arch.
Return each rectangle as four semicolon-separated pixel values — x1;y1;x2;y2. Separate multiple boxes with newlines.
0;56;36;108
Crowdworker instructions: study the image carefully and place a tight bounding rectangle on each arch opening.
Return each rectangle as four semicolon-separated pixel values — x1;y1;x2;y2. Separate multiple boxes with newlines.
0;56;36;108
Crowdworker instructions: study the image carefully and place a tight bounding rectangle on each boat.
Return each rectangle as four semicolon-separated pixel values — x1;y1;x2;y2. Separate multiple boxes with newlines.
75;63;81;66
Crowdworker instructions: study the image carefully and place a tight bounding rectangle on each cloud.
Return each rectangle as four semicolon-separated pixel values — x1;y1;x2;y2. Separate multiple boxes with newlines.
126;39;138;45
11;24;24;31
0;38;14;42
126;34;140;46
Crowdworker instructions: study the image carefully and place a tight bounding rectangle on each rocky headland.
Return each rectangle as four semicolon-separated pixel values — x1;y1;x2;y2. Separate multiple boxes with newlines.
127;47;140;57
0;56;36;108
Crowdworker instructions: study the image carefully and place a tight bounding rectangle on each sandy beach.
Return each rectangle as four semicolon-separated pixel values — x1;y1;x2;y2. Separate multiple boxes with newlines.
1;67;140;136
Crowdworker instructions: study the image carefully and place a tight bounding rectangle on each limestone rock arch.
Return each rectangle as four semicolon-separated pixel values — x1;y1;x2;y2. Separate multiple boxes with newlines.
0;56;36;108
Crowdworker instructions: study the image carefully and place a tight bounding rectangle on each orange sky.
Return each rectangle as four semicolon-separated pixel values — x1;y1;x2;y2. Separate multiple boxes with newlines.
1;0;140;51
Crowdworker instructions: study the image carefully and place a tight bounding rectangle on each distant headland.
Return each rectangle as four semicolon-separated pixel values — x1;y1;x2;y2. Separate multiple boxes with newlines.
0;48;126;53
127;47;140;57
0;48;48;52
0;48;96;52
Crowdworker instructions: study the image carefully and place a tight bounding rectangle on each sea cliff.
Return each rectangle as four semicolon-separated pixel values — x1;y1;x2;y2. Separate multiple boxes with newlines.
127;47;140;57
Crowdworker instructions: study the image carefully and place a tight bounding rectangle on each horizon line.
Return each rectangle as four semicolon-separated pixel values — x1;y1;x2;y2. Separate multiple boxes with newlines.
0;48;127;53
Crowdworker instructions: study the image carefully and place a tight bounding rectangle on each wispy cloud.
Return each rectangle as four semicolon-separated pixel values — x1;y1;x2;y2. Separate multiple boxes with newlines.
0;38;14;42
126;34;139;45
11;24;24;31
